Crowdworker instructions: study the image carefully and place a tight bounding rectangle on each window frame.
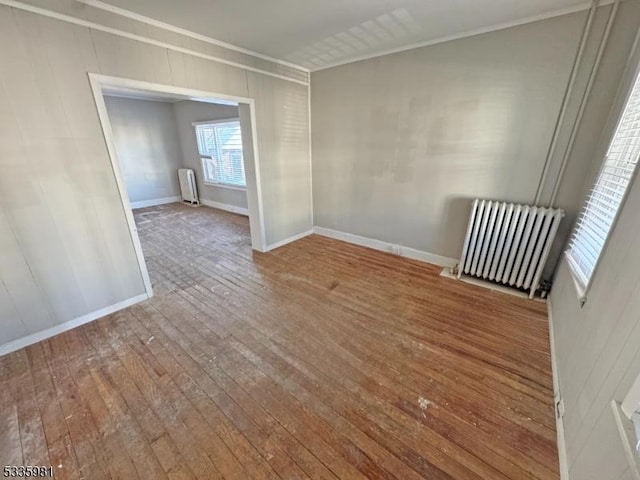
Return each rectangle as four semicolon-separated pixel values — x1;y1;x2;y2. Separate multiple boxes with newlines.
565;54;640;305
621;372;640;466
192;118;246;190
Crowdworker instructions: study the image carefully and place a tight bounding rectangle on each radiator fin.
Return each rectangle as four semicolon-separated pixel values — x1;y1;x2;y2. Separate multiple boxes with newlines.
457;199;563;298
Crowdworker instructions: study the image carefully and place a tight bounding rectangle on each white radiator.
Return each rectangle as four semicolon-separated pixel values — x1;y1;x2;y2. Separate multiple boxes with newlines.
457;199;564;298
178;168;200;206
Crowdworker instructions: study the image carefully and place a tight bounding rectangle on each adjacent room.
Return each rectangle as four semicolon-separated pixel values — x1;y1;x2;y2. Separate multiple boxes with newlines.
103;93;249;213
1;1;640;479
99;86;256;292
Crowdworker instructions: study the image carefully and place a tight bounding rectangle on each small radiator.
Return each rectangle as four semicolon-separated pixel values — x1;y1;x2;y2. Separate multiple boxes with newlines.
178;168;200;206
457;199;564;298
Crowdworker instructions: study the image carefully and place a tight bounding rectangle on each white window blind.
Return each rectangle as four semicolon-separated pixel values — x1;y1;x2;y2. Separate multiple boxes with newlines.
194;120;246;187
566;69;640;295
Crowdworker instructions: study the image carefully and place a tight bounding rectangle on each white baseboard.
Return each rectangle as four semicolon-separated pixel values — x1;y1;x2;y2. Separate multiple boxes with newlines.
547;297;570;480
130;196;181;209
312;226;457;268
201;199;249;216
265;229;314;252
0;293;149;357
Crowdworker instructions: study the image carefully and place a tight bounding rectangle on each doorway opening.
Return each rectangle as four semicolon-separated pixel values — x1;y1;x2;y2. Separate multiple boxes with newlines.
89;74;267;299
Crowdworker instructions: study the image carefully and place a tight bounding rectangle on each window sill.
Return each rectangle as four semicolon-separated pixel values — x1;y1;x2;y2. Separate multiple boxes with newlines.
203;182;246;192
612;400;640;480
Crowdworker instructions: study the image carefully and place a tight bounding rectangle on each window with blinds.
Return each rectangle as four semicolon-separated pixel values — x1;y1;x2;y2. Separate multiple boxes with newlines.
194;120;246;188
566;68;640;297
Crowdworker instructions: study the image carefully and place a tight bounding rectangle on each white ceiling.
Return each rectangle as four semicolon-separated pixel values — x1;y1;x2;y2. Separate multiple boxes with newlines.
92;0;598;71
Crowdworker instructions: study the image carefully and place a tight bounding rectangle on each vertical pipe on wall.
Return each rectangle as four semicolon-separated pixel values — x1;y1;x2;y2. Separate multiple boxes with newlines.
549;0;620;207
308;78;314;227
533;0;598;206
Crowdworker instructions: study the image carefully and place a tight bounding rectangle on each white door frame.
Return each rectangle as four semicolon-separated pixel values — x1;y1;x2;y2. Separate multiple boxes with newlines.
88;73;268;299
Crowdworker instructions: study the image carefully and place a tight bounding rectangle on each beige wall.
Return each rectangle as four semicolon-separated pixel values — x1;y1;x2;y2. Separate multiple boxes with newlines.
550;169;640;479
311;12;585;260
105;96;182;204
0;2;311;350
310;2;640;277
172;100;248;210
548;3;640;479
541;1;640;279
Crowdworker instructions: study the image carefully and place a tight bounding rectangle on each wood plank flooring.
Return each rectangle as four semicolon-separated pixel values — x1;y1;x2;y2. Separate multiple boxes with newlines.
0;203;559;479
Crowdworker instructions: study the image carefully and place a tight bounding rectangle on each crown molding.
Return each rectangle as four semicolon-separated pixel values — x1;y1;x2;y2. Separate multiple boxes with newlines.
311;0;616;72
0;0;309;85
77;0;310;74
2;0;619;77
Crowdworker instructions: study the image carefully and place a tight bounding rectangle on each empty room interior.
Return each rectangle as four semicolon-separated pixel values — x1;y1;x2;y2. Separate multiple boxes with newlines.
2;1;640;479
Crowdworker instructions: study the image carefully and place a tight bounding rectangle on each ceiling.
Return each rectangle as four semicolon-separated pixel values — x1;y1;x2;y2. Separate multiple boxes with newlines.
93;0;597;71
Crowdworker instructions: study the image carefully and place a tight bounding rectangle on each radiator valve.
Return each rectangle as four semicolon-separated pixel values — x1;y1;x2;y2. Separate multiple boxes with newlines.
538;280;552;299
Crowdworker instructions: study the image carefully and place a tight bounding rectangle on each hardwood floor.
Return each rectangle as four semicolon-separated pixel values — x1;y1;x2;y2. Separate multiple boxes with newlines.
0;203;559;479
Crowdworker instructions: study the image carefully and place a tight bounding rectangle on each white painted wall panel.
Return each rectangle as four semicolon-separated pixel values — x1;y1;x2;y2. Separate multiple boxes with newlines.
0;210;53;344
104;96;183;204
9;0;309;84
618;467;634;480
550;171;640;479
546;4;640;477
0;3;311;349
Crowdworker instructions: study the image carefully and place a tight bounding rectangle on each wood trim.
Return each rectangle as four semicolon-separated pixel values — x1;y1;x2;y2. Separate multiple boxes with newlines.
192;118;240;126
313;226;457;268
202;182;247;192
97;75;254;104
265;229;314;252
245;100;268;252
612;400;640;480
89;73;268;253
131;196;181;210
77;0;310;73
547;297;570;480
89;75;155;299
201;199;249;216
0;293;149;356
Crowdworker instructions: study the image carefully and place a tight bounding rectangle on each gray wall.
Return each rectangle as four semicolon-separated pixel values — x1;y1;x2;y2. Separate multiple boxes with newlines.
311;12;585;260
0;2;311;349
540;1;640;279
104;96;182;204
550;172;640;480
172;100;247;209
